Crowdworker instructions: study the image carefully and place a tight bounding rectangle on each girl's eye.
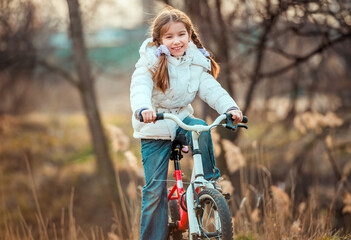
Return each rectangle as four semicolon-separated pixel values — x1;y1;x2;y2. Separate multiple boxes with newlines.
166;36;172;39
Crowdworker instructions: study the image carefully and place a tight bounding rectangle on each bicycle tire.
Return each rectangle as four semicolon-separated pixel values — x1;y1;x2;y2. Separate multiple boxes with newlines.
194;188;233;240
169;199;183;240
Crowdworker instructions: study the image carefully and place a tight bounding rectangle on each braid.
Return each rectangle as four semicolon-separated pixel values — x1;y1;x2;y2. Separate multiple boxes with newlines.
151;39;170;93
191;29;220;79
153;38;159;47
152;54;169;93
191;30;204;48
150;12;172;93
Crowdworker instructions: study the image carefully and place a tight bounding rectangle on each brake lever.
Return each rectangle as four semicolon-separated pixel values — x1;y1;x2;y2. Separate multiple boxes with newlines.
225;123;237;131
237;124;248;129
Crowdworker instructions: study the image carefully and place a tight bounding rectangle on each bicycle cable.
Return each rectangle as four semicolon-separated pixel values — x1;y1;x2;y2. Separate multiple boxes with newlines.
209;124;224;131
152;179;191;185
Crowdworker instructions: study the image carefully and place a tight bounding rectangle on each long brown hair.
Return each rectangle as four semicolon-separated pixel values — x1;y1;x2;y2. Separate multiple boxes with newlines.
150;7;220;93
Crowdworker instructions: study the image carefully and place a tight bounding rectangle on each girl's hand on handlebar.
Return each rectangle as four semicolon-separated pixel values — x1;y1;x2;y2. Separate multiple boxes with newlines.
227;109;243;125
141;110;157;123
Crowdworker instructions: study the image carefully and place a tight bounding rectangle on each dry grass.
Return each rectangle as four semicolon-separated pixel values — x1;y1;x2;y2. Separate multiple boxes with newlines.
0;156;142;240
1;112;350;239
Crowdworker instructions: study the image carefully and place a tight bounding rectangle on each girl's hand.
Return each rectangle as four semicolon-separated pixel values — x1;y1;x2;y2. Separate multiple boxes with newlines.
228;110;243;125
141;110;157;123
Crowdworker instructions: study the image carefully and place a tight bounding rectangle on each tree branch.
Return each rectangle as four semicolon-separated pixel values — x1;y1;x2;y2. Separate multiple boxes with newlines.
266;45;303;60
243;13;279;113
259;33;351;78
36;59;80;89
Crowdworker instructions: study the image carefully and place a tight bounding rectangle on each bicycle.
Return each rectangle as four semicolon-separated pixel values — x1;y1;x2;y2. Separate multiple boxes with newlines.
141;112;248;239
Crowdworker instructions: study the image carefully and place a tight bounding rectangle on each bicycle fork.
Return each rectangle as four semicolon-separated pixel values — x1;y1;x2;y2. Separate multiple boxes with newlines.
187;131;213;238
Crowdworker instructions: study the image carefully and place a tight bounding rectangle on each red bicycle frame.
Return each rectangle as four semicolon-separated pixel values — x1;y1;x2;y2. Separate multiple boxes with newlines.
168;169;188;230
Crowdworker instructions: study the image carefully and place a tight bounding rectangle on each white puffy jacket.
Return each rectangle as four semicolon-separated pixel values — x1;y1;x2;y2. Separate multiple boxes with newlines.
130;38;239;140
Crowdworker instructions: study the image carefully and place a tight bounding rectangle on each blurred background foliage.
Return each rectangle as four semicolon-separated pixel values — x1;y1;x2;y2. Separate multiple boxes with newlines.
0;0;351;239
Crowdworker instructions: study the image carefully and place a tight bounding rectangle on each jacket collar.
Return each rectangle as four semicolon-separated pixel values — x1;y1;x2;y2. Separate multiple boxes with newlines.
138;38;212;71
139;38;158;67
186;41;212;71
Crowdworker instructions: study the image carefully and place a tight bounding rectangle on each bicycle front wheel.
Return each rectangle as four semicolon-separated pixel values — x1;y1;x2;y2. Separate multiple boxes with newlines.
195;188;233;240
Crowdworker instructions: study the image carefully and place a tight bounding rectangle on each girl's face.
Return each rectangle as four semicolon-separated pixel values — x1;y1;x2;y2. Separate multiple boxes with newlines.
160;21;191;57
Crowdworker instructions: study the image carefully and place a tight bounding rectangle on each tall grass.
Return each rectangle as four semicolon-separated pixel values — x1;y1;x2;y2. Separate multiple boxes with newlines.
2;154;349;240
1;112;350;239
1;155;141;240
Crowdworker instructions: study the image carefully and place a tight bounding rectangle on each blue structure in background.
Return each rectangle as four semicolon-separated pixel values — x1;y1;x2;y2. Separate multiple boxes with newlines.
49;26;148;73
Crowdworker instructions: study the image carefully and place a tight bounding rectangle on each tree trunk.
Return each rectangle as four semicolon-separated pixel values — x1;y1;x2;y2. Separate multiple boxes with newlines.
66;1;131;236
185;0;235;177
66;0;118;201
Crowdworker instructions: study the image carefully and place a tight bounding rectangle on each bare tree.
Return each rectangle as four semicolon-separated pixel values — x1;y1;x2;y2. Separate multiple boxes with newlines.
66;0;116;193
1;0;132;236
65;0;131;236
37;0;132;235
0;0;37;115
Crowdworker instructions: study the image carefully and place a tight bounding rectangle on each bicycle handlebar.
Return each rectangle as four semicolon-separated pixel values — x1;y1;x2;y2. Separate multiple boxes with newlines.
139;113;248;133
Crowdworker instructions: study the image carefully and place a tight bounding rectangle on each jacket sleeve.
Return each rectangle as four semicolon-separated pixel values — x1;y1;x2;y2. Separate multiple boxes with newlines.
130;58;154;115
198;71;239;114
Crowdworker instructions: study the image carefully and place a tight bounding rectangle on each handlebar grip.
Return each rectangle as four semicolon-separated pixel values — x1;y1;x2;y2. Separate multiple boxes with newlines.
225;114;248;131
155;113;164;120
225;113;248;123
242;116;248;123
139;113;164;122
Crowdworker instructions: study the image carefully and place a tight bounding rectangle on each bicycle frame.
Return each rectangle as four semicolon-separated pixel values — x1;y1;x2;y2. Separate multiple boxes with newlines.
167;162;188;230
144;112;248;239
165;113;229;237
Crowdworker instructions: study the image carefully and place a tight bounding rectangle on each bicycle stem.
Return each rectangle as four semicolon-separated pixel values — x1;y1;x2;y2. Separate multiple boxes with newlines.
161;113;227;133
191;131;205;182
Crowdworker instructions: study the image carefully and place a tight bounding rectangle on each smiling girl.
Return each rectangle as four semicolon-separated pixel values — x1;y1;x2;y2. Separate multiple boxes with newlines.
130;7;243;239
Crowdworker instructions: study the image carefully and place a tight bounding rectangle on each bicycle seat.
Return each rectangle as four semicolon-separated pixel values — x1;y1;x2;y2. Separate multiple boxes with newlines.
170;134;188;160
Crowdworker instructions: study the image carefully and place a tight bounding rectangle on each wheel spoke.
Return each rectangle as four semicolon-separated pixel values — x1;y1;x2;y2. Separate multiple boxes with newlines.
204;204;221;230
205;202;212;227
203;202;214;229
199;203;222;238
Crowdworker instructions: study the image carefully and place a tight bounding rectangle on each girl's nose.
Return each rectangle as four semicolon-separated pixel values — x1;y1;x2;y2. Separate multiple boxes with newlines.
174;38;180;44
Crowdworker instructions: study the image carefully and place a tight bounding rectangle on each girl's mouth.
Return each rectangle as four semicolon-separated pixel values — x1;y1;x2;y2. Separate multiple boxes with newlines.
173;46;182;51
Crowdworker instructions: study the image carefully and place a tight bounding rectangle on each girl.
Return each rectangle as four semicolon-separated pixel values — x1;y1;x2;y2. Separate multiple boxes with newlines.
130;7;243;240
